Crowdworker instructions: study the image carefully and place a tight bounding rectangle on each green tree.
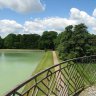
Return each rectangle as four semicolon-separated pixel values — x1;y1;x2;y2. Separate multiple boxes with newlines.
4;34;17;49
39;31;58;50
88;34;96;54
0;36;3;48
56;23;94;60
19;34;40;49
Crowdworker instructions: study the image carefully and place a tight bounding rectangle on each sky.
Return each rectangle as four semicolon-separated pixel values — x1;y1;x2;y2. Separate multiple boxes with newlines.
0;0;96;37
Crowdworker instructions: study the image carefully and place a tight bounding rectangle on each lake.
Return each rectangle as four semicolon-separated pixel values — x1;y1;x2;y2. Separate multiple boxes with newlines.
0;50;44;95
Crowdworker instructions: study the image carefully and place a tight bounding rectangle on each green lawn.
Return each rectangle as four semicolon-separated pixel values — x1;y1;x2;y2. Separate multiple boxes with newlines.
22;51;54;95
32;51;54;76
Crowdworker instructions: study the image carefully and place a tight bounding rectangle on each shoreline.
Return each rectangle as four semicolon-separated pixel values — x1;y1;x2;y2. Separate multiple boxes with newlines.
0;49;44;52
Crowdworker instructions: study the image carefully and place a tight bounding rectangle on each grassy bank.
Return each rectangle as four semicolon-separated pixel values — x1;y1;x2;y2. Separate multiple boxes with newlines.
0;49;44;52
23;51;53;94
32;51;53;75
55;51;63;63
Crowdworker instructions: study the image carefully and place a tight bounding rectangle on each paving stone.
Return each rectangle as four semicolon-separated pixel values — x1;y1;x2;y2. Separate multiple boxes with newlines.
79;86;96;96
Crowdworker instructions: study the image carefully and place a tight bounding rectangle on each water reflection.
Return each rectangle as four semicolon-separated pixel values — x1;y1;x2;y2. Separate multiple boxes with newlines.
0;52;4;60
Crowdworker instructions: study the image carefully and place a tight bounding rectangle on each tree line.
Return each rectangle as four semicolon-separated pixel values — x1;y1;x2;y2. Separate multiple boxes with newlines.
56;23;96;60
0;23;96;60
0;31;57;49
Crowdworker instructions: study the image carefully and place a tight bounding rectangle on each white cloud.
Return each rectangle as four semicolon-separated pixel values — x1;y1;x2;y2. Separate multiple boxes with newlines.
23;8;96;35
70;8;96;34
0;19;23;37
24;17;77;35
93;8;96;17
0;8;96;38
70;8;96;27
0;0;45;13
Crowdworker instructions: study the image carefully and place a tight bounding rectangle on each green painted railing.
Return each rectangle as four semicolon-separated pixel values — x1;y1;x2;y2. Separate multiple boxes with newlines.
5;55;96;96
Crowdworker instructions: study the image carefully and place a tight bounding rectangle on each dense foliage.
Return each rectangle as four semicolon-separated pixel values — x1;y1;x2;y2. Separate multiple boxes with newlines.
56;23;96;60
39;31;57;50
4;34;41;49
0;23;96;60
1;31;58;49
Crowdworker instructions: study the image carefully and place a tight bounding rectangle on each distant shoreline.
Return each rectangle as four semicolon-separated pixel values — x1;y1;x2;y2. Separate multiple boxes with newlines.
0;49;44;52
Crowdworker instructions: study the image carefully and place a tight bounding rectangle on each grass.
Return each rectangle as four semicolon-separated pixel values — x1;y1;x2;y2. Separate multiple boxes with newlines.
32;51;54;76
22;51;54;95
55;51;62;63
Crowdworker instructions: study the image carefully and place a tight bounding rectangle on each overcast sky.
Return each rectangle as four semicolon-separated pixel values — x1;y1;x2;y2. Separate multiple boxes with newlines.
0;0;96;37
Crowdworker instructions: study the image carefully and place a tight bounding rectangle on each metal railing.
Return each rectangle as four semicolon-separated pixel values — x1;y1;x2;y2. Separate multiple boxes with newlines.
5;55;96;96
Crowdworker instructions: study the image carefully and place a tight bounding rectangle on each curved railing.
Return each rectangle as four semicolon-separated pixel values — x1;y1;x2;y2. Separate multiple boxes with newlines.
5;55;96;96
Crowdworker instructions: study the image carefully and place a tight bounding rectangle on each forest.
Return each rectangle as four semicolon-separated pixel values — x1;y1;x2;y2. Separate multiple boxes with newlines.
0;23;96;60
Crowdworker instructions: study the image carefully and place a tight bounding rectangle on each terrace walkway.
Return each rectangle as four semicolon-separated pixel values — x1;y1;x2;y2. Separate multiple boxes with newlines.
52;51;59;67
79;86;96;96
53;51;68;96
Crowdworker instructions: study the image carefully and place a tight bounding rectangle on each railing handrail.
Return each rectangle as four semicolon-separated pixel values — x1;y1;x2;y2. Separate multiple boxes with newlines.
5;55;96;96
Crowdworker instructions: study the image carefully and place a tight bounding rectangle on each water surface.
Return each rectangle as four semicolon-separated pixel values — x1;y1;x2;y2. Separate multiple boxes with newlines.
0;50;44;95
